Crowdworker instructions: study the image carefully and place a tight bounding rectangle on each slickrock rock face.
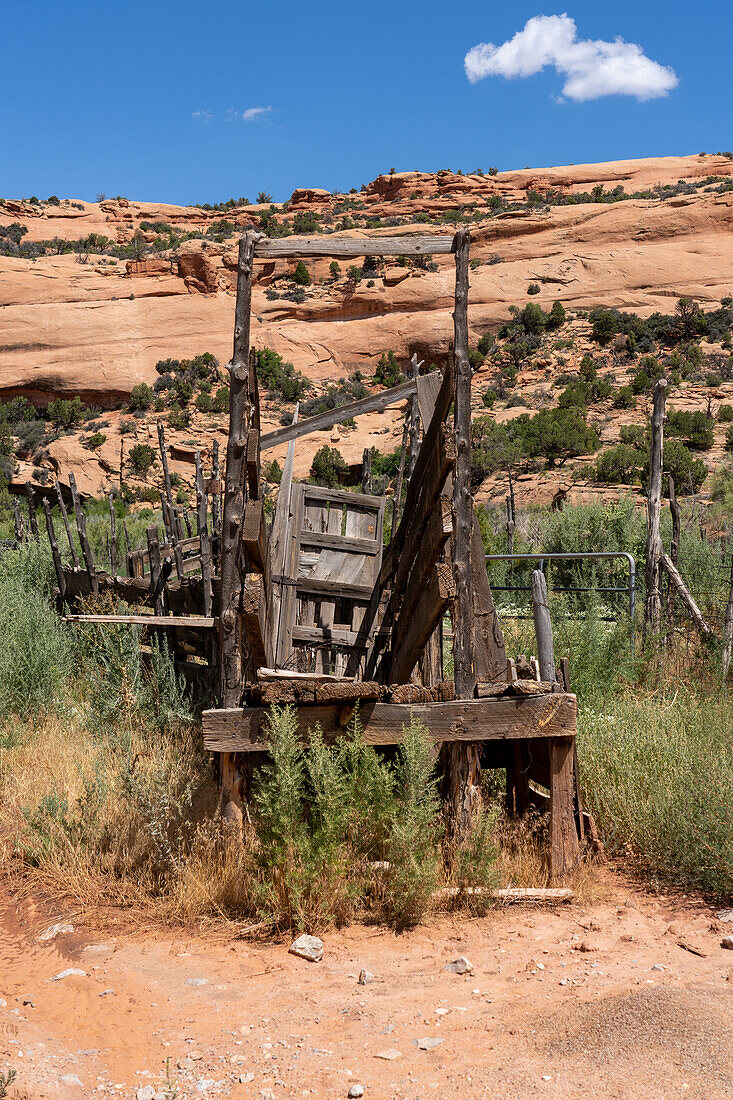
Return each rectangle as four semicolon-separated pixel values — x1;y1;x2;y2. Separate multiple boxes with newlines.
3;154;733;499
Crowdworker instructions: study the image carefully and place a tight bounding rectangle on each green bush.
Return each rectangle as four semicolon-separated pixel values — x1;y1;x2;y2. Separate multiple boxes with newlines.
527;283;540;295
547;300;566;330
128;442;156;478
718;404;733;422
255;348;310;403
666;409;714;451
128;384;154;412
48;396;85;430
309;445;348;488
613;386;636;409
374;351;405;388
84;431;107;451
293;261;311;286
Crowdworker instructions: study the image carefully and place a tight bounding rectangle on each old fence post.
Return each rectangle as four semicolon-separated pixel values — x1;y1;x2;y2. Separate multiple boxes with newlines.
643;379;667;641
723;555;733;680
531;568;556;683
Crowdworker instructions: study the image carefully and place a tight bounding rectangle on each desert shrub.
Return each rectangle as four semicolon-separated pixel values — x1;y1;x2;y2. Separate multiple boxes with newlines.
212;386;230;413
168;408;191;431
346;265;363;284
666;409;714;451
292;261;311;286
662;440;707;492
0;542;69;716
85;431;106;451
547;300;566;330
255;348;310;403
482;388;496;409
374;351;404;388
263;459;282;484
48;396;85;430
718;404;733;422
613;386;636;409
128;383;154;412
310;445;348;488
527;283;540;295
329;261;341;279
128;442;156;478
292;211;320;235
522;407;599;468
194;392;212;413
14;420;46;457
579;694;732;898
594;444;641;484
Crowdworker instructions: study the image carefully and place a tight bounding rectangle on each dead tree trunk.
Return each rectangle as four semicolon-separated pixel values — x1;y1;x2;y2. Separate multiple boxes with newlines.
643;379;667;640
25;484;39;540
361;447;372;494
444;228;480;836
661;552;712;636
219;229;259;709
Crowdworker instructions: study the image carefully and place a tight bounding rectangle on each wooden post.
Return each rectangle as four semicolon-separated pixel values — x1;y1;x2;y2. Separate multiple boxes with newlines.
55;479;79;568
723;555;733;679
13;500;24;545
505;494;515;554
549;737;580;878
408;353;421;477
157;420;175;517
196;450;213;617
531;569;556;682
108;493;118;575
69;472;98;595
445;227;480;836
361;447;372;495
181;508;193;539
666;474;680;627
42;498;66;608
146;526;165;615
391;411;410;533
219;229;259;709
211;438;222;562
643;379;667;640
25;483;39;540
119;438;124;492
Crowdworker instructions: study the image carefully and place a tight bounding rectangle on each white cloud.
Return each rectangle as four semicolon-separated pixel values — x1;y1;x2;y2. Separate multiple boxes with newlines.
242;105;272;122
464;14;678;101
192;109;213;122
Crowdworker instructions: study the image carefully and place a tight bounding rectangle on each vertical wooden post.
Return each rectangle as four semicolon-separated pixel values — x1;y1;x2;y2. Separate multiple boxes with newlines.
181;508;193;539
211;438;222;564
55;479;79;568
666;473;680;627
391;412;410;533
644;379;667;640
69;472;98;594
146;526;164;615
25;483;39;540
445;227;480;836
42;499;67;608
531;569;556;682
157;420;175;516
119;438;124;492
471;511;507;683
408;353;421;477
219;230;259;709
549;737;580;878
196;450;213;617
13;500;24;545
723;555;733;680
108;493;118;575
361;447;372;494
505;494;515;554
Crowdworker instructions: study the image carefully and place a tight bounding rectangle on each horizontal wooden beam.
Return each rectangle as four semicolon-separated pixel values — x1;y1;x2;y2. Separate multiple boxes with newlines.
253;236;455;259
260;378;424;451
64;614;216;628
300;531;379;555
202;693;577;753
294;576;376;600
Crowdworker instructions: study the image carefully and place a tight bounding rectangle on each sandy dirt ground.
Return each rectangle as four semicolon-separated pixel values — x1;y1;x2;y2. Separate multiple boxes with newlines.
0;870;731;1100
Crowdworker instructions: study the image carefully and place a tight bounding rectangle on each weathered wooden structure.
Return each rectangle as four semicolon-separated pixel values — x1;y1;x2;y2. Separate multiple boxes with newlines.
39;228;583;876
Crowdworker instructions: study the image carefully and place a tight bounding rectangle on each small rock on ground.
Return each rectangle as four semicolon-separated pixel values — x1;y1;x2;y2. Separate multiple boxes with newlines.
445;956;473;974
716;909;733;922
348;1086;365;1098
358;969;374;985
415;1036;443;1050
186;977;208;986
721;936;733;950
136;1088;156;1100
38;922;74;941
60;1075;83;1088
51;969;86;982
374;1049;402;1060
289;934;323;962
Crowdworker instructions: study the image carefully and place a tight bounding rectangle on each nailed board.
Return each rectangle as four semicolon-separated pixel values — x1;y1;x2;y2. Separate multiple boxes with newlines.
274;484;384;676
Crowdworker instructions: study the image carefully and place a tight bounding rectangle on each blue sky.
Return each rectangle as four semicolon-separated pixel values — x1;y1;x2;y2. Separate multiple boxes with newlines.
3;0;730;205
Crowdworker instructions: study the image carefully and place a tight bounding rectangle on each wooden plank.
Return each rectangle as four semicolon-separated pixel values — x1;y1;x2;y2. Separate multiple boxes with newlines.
292;624;371;648
220;229;260;708
202;692;578;753
275;482;305;667
295;576;375;599
471;513;506;683
303;484;384;509
300;530;378;555
64;614;216;628
242;499;268;573
246;427;260;500
416;370;443;429
451;227;474;700
254;236;455;259
242;572;271;670
661;552;712;635
531;569;557;682
549;737;580;878
146;526;165;615
390;562;455;684
260;379;420;451
269;405;298;663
